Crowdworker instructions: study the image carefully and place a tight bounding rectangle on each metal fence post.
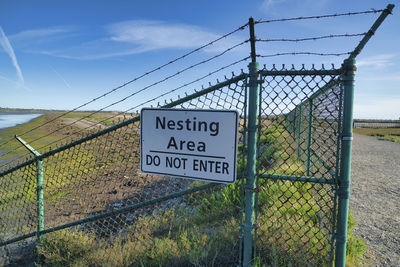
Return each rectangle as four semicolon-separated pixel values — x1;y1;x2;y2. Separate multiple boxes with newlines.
306;100;313;176
297;104;302;159
243;17;259;267
293;108;297;138
15;136;44;242
335;58;355;267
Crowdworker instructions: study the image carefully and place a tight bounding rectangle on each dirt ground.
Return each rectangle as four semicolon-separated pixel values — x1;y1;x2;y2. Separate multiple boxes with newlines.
350;134;400;266
62;117;108;130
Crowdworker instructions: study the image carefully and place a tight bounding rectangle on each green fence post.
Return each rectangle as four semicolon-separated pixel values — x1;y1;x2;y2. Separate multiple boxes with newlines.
297;104;302;159
306;100;313;176
15;136;44;243
293;108;297;138
334;58;355;267
243;17;259;267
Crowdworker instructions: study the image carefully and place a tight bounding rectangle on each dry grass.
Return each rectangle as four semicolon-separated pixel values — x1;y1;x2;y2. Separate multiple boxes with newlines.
353;127;400;143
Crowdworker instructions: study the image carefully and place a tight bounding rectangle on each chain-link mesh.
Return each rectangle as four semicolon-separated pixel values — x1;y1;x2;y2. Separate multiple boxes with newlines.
0;75;248;266
254;65;343;265
0;5;394;264
0;161;37;265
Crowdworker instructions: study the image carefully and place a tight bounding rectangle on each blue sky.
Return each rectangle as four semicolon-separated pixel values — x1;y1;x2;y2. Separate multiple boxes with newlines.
0;0;398;119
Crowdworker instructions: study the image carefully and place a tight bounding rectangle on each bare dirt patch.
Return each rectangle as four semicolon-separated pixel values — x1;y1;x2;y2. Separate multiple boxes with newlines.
62;118;108;130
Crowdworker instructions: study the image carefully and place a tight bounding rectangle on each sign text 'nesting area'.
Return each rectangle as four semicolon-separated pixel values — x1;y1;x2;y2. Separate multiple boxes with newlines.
140;108;238;184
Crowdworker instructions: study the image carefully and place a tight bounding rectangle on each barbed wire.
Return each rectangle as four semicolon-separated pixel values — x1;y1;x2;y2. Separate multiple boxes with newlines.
0;39;248;154
0;57;250;169
255;9;385;24
257;52;352;58
256;33;366;43
0;7;389;169
0;23;248;149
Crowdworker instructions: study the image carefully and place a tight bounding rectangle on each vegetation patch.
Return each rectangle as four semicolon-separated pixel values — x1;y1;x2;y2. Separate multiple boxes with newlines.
353;127;400;143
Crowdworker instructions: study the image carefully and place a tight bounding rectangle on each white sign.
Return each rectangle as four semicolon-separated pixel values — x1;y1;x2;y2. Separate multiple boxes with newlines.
140;108;238;184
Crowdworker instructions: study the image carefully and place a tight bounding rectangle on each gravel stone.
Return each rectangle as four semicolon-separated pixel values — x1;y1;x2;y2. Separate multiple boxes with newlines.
350;134;400;266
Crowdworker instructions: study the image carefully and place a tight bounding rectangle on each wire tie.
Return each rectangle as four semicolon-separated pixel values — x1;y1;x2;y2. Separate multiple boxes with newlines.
342;136;353;141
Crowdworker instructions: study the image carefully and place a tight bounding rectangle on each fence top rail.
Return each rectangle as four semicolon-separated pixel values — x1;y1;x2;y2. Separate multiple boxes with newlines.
259;68;343;76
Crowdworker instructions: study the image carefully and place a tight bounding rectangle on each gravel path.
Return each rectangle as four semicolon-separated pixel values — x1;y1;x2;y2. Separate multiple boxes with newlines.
350;134;400;266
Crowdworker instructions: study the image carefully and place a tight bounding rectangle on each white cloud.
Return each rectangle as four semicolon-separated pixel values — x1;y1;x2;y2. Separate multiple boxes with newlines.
357;54;396;69
358;71;400;82
354;97;400;120
108;20;219;49
10;21;242;60
9;27;72;41
0;26;24;84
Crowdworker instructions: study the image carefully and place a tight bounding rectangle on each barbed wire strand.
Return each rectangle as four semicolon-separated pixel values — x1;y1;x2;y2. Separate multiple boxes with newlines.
0;8;386;166
0;39;248;154
255;9;385;24
256;33;366;42
0;57;250;168
0;23;248;149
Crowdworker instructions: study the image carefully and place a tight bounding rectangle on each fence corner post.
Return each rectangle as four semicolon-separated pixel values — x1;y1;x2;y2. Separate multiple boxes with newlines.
335;58;356;267
243;17;259;267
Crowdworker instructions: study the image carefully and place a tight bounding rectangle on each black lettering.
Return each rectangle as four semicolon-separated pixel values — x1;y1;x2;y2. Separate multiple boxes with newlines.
146;155;153;165
167;137;178;150
181;158;187;169
198;121;207;132
193;159;199;171
185;118;191;131
193;117;197;131
215;161;221;173
167;120;175;129
166;156;173;168
200;160;207;172
179;140;186;150
173;157;181;168
177;120;183;130
187;141;195;151
208;160;215;172
223;162;229;174
146;155;160;166
156;116;165;129
198;142;206;152
210;122;219;136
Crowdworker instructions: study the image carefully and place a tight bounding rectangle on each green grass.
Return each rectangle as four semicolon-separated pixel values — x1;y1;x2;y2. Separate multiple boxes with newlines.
38;197;241;266
1;115;365;266
353;127;400;143
0;114;61;163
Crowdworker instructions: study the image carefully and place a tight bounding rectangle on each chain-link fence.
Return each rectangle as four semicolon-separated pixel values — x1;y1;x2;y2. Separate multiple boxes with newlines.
0;5;394;266
0;74;249;266
353;119;400;128
254;66;342;265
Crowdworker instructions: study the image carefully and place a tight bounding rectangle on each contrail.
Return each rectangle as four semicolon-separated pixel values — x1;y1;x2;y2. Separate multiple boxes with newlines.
0;74;31;91
49;65;71;89
0;26;24;84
